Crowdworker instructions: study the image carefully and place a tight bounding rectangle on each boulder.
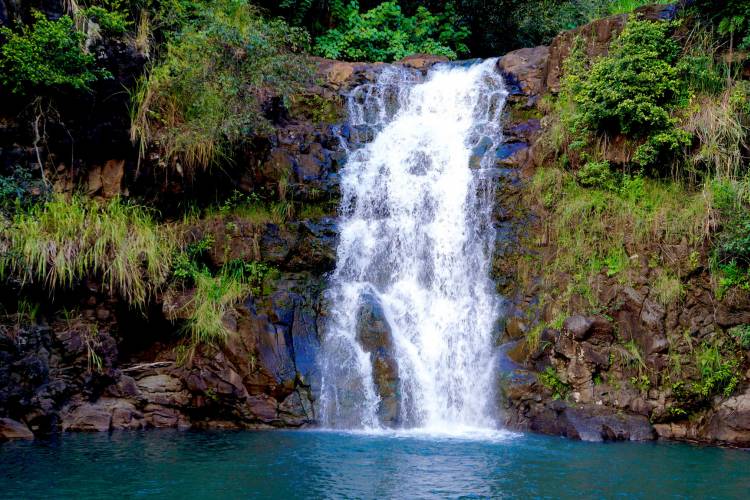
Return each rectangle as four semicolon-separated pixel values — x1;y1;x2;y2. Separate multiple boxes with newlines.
564;404;655;442
110;401;144;430
716;288;750;328
356;293;400;426
397;54;449;71
497;46;550;98
136;374;191;407
101;159;125;199
86;159;124;199
703;389;750;446
562;315;613;344
0;418;34;440
143;404;185;428
62;400;113;432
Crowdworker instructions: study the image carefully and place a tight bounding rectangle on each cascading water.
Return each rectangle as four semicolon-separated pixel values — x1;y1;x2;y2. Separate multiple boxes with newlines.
320;59;508;434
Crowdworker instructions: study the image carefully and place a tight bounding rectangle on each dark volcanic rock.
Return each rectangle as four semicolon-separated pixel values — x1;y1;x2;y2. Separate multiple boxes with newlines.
356;293;400;426
0;417;34;440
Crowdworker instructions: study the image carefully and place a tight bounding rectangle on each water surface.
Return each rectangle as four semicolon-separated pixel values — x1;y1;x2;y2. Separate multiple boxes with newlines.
1;430;749;499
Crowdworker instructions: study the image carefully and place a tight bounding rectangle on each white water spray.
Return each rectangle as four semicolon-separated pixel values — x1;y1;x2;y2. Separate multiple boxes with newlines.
320;59;508;434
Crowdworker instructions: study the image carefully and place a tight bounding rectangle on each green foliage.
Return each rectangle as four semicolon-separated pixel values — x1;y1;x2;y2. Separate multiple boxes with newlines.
508;1;593;49
530;166;710;294
602;0;670;16
179;267;250;346
314;1;469;62
603;247;629;277
0;195;176;309
716;260;750;299
620;339;647;376
576;160;617;191
257;0;350;38
653;272;685;305
169;233;278;346
573;20;690;167
695;343;740;398
14;299;40;327
543;22;694;177
0;166;48;213
0;11;110;94
538;366;570;400
290;93;342;124
670;341;742;415
82;2;132;35
709;179;750;297
693;0;750;49
729;324;750;350
630;374;651;392
130;0;312;173
223;259;280;296
209;190;295;224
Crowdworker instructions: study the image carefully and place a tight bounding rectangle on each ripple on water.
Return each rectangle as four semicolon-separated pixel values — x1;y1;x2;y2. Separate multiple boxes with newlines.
1;430;750;499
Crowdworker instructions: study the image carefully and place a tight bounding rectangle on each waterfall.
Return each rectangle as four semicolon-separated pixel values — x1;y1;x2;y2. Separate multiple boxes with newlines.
320;59;508;433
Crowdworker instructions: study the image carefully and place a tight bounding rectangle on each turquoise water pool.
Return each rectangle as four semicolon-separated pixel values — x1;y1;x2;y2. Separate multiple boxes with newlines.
1;430;749;499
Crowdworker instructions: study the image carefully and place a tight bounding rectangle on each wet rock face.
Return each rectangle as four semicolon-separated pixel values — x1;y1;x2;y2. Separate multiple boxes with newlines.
497;46;549;105
47;274;325;433
0;312;122;437
356;293;400;426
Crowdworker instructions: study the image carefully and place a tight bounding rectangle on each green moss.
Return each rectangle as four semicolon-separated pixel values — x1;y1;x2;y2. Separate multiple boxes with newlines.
290;93;342;125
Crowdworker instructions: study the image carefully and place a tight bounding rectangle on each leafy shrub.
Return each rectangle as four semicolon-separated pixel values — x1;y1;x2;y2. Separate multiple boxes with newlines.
695;343;740;398
538;366;570;400
130;0;312;173
0;195;176;308
576;20;688;137
0;166;48;213
82;3;131;35
693;0;750;49
554;19;693;173
670;341;741;415
729;325;750;349
257;0;351;38
709;179;750;297
577;160;618;190
314;1;469;62
0;11;111;94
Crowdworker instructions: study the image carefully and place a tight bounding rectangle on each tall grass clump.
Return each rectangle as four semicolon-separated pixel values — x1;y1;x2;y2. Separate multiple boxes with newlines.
168;236;278;347
180;269;250;346
130;0;311;174
685;82;750;181
0;195;176;308
529;167;711;296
